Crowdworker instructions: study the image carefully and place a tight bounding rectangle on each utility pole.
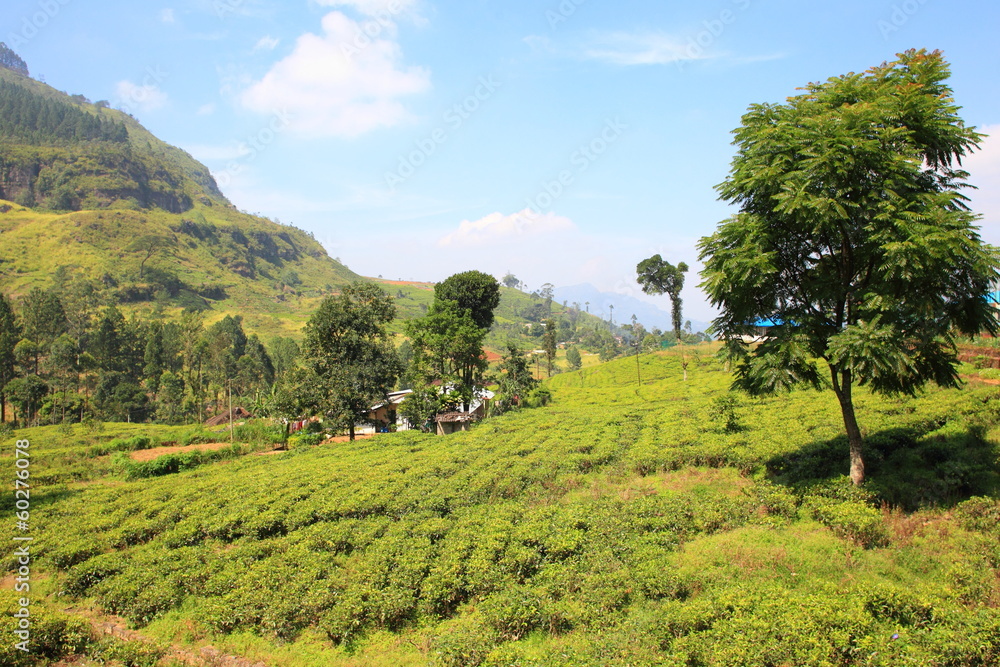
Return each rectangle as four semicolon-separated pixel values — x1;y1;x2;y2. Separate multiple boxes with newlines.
228;379;234;444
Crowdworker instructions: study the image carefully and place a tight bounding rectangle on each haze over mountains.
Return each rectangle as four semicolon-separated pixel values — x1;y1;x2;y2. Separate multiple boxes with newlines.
0;45;700;338
553;284;711;335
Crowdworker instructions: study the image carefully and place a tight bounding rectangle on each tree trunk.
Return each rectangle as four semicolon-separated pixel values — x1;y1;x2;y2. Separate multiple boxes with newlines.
349;423;355;441
831;366;865;485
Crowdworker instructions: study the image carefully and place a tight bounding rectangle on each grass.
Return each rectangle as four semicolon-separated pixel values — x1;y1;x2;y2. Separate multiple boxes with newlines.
1;350;999;665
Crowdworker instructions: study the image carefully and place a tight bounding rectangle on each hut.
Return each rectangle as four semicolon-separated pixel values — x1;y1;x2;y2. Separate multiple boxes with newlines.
435;411;477;436
204;406;254;427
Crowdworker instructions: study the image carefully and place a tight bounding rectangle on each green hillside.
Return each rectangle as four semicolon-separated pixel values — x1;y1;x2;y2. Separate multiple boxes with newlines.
0;199;360;337
0;65;364;337
0;63;621;346
3;350;998;665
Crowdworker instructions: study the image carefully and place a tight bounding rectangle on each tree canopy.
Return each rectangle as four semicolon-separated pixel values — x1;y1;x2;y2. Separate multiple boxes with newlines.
698;49;1000;485
303;282;400;440
0;42;29;77
636;255;688;341
434;270;501;330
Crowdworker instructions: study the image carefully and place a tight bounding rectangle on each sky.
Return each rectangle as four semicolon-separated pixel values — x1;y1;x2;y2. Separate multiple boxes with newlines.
5;0;1000;323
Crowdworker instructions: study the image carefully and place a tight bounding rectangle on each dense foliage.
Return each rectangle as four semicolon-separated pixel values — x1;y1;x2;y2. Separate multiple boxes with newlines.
303;282;401;439
699;49;1000;485
0;281;305;427
2;351;998;665
405;272;502;413
0;80;128;145
0;42;29;77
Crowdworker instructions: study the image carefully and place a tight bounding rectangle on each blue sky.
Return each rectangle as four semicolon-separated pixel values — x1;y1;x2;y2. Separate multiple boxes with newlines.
6;0;1000;322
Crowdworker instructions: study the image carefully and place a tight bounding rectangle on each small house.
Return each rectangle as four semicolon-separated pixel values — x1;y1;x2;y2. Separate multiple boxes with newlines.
740;318;782;343
365;390;414;432
435;411;477;436
204;406;254;427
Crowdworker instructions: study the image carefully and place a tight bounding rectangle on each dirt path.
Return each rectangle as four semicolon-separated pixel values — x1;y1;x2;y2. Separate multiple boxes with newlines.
323;432;377;444
129;442;235;462
58;607;270;667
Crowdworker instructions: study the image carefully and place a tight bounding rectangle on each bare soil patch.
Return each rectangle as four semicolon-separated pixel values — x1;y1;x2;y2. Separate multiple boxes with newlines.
129;442;234;462
323;432;378;444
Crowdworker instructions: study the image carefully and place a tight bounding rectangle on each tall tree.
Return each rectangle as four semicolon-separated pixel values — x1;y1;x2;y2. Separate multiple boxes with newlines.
408;271;501;412
493;342;537;414
303;282;401;441
698;49;1000;486
543;319;557;377
539;283;555;317
20;287;68;363
636;255;689;341
0;294;21;423
566;346;582;371
501;272;521;289
126;234;175;280
433;270;501;330
406;302;488;412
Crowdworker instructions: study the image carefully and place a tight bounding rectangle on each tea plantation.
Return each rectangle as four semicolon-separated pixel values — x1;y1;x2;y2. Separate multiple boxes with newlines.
2;349;999;666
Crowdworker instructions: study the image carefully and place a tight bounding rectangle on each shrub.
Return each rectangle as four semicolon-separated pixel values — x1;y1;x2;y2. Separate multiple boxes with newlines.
432;613;498;667
955;496;1000;534
288;432;325;448
808;498;889;548
233;420;286;445
864;585;936;627
709;394;743;433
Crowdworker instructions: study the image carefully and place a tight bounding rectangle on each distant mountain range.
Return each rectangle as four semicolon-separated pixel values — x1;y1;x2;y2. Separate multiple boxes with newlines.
552;284;712;334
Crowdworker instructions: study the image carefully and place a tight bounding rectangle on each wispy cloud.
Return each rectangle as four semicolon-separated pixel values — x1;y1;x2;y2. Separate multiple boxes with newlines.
438;209;576;247
252;35;280;51
582;31;706;66
316;0;419;16
115;80;168;112
966;124;1000;239
159;8;176;24
182;142;251;161
241;10;430;137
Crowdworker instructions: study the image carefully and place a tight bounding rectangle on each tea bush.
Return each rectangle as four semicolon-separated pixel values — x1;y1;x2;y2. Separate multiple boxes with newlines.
3;349;999;665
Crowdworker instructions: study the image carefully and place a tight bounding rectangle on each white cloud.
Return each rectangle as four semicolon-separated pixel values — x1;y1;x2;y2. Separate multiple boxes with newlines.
582;31;707;66
160;8;175;23
240;11;430;137
438;209;576;247
196;102;216;115
253;35;280;52
115;80;168;113
183;143;252;161
316;0;418;18
965;124;1000;241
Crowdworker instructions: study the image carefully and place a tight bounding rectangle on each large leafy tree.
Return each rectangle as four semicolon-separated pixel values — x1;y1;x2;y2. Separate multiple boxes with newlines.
434;270;501;330
698;49;1000;486
303;282;401;441
407;271;502;412
636;255;688;341
405;302;488;412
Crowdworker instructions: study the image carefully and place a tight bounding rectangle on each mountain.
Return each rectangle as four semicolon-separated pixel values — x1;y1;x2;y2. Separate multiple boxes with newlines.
0;48;646;348
0;52;361;337
552;283;712;334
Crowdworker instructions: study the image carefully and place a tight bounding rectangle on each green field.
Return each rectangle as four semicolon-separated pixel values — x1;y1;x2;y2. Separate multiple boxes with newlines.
2;349;999;666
